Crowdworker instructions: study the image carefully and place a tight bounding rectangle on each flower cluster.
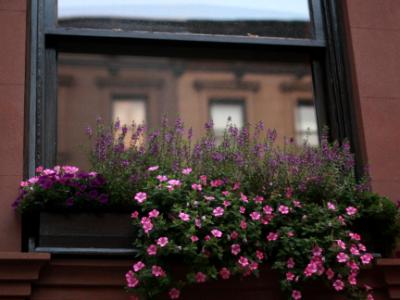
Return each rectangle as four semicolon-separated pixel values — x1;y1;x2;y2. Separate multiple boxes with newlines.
126;167;376;300
13;165;109;212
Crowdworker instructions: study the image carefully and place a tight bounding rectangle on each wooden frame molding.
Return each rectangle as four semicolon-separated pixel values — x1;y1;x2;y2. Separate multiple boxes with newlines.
0;252;50;300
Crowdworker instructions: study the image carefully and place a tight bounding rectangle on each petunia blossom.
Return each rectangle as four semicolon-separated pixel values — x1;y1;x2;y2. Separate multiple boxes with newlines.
157;237;169;247
147;244;157;256
125;270;139;288
152;265;166;277
231;244;241;255
346;206;358;216
336;252;349;263
133;261;145;272
219;267;231;279
292;290;302;300
211;229;223;238
195;272;207;283
333;279;345;291
134;192;147;203
169;288;180;299
213;207;225;217
179;212;190;222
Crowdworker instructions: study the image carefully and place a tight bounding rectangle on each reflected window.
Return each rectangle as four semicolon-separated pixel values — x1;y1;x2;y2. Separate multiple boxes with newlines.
295;100;319;146
210;99;245;141
57;0;312;39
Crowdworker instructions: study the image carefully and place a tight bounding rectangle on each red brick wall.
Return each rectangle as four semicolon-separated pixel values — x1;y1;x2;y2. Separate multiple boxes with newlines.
0;0;27;250
344;0;400;202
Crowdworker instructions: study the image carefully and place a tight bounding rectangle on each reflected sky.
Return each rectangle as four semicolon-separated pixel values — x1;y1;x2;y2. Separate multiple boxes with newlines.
58;0;310;21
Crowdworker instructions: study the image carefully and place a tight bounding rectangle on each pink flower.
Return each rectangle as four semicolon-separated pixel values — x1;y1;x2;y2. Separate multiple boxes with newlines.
348;273;357;285
254;196;264;203
148;209;160;218
240;220;247;230
131;211;139;219
349;232;361;241
182;168;192;175
125;270;139;288
304;262;318;277
169;288;180;299
231;244;241;256
333;279;344;291
62;166;79;174
151;265;166;277
28;177;39;184
250;211;261;221
249;262;259;271
204;235;211;241
256;250;264;261
195;272;207;283
233;182;240;190
199;175;207;185
157;175;168;182
278;205;289;214
222;190;230;196
147;244;157;256
179;212;190;222
133;261;145;272
210;179;223;187
312;246;323;256
157;237;169;247
346;206;358;216
191;235;199;243
350;245;360;256
293;200;302;208
213;207;225;217
148;165;159;171
336;240;346;250
336;252;349;263
367;294;374;300
223;200;231;207
360;253;373;265
286;272;295;281
287;231;295;238
195;218;202;228
347;260;360;271
20;181;28;187
238;256;249;267
263;205;273;215
134;192;147;203
267;232;279;241
239;206;246;214
327;202;336;211
292;290;302;300
168;179;181;187
204;195;215;201
141;217;153;234
219;267;230;279
240;193;248;203
326;268;335;280
230;231;239;240
191;183;202;191
338;215;346;225
287;258;295;269
211;229;223;238
358;243;367;252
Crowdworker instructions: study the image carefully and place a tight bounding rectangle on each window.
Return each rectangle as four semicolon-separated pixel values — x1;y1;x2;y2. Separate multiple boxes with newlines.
295;100;319;146
28;0;359;176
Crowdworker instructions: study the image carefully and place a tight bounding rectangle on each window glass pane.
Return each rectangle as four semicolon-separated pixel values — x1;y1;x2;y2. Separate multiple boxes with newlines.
295;101;319;146
57;53;318;168
57;0;312;39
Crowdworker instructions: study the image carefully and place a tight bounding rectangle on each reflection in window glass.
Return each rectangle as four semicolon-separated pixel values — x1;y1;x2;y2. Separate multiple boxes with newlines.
295;101;319;146
57;53;318;168
210;100;245;142
58;0;312;39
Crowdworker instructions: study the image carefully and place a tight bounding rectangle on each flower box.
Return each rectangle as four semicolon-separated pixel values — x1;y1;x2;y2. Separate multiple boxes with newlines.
28;212;136;255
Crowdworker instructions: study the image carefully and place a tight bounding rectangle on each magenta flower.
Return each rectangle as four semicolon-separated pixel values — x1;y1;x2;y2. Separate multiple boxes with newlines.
266;232;279;241
349;232;361;241
195;218;202;228
130;211;139;219
179;212;190;222
360;253;373;264
240;193;248;203
133;261;145;272
312;246;323;256
249;262;258;271
210;179;223;187
147;244;157;256
169;288;180;299
191;235;199;243
292;290;302;300
287;258;295;269
304;262;318;277
350;245;360;256
325;268;335;280
230;231;239;240
254;195;264;203
195;272;207;283
148;165;159;171
327;202;336;211
358;243;366;251
141;217;153;234
346;206;358;216
125;270;139;288
152;265;166;277
348;273;357;285
278;205;289;214
191;183;202;191
199;175;207;185
211;229;223;238
157;175;168;182
223;200;231;207
134;192;147;203
219;267;230;279
157;237;169;247
204;195;215;201
347;260;360;271
240;220;247;230
238;256;249;267
250;211;261;221
256;250;264;261
336;240;346;250
213;207;225;217
336;252;349;263
148;209;160;218
62;166;80;174
286;272;295;281
239;206;246;214
263;205;273;215
182;168;192;175
233;182;240;190
231;244;241;256
222;190;230;196
333;279;345;291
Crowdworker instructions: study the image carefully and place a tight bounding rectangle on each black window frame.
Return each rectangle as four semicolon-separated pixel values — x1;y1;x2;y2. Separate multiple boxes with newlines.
26;0;362;177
